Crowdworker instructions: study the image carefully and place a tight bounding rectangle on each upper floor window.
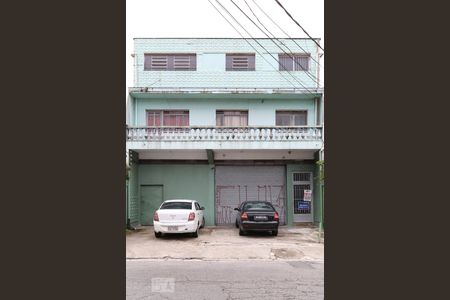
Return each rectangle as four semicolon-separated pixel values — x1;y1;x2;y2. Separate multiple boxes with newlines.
276;111;307;126
216;110;248;126
278;54;309;71
146;110;189;126
226;54;255;71
144;54;196;71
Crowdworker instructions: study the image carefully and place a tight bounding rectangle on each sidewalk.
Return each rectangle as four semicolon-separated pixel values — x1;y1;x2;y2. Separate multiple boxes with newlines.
126;226;324;262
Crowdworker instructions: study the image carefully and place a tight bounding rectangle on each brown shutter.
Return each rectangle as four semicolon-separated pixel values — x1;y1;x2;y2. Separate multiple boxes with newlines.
226;55;233;71
248;54;255;71
294;55;309;71
173;54;196;70
144;54;196;71
150;55;168;70
144;54;152;70
226;54;255;71
278;54;293;71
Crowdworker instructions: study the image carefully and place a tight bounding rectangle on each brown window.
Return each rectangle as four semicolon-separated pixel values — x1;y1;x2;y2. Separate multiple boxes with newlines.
278;54;309;71
216;111;248;126
146;110;189;126
276;111;307;126
226;54;255;71
144;54;196;71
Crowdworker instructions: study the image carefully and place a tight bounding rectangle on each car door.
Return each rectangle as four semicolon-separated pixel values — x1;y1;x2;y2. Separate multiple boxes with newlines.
195;202;203;224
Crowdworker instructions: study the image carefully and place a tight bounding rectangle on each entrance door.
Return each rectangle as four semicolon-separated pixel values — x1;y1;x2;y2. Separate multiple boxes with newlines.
215;166;286;225
293;172;313;222
140;185;163;225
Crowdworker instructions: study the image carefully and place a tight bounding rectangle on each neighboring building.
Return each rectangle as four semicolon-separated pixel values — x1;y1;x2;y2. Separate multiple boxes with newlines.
126;38;324;228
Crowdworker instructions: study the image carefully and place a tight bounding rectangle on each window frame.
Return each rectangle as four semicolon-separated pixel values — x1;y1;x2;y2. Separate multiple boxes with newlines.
144;53;197;71
146;110;190;127
275;110;308;126
278;53;310;72
225;53;256;71
216;110;249;127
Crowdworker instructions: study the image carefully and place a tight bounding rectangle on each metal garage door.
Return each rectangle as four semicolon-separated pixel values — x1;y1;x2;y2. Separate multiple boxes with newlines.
215;166;286;225
140;185;163;225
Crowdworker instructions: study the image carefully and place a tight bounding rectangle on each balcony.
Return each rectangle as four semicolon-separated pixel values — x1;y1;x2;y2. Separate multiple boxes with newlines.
126;126;323;150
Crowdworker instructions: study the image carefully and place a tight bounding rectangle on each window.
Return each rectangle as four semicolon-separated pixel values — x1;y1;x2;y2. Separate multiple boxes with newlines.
160;202;192;210
146;110;189;126
226;54;255;71
144;54;196;71
278;54;309;71
276;111;307;126
195;203;201;210
243;202;275;211
216;111;248;126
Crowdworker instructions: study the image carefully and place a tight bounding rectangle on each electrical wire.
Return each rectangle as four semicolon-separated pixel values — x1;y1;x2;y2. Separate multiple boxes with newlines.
243;0;319;85
250;0;322;69
214;0;318;94
207;0;300;90
274;0;324;51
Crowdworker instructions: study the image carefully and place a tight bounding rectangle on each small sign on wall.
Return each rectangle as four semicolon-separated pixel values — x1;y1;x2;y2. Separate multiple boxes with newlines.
304;190;312;202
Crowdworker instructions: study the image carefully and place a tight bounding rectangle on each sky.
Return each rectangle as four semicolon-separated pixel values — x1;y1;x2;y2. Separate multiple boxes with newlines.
126;0;324;88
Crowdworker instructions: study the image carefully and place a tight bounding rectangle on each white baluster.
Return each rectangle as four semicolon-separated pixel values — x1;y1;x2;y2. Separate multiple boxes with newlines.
255;129;261;140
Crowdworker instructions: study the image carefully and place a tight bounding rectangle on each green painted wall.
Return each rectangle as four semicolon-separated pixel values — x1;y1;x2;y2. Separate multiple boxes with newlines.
128;152;140;226
286;161;321;225
138;164;215;226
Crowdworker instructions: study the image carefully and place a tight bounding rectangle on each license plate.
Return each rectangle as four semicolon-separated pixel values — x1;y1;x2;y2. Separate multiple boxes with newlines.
168;226;178;231
254;216;268;221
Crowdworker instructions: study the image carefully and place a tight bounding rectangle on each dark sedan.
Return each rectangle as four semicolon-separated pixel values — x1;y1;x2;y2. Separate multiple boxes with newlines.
234;201;279;236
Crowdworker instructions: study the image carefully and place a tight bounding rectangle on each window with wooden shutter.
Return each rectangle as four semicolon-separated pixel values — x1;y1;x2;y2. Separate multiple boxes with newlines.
144;54;196;71
278;54;310;71
226;54;255;71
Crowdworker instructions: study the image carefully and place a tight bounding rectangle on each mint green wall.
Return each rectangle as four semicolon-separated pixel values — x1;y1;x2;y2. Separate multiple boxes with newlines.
138;164;215;226
128;152;140;226
134;98;316;127
134;38;319;89
286;162;321;225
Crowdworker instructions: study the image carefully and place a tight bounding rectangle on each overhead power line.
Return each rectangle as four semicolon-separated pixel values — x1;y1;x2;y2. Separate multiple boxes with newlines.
242;0;320;85
214;0;318;94
207;0;300;90
250;0;323;69
274;0;324;52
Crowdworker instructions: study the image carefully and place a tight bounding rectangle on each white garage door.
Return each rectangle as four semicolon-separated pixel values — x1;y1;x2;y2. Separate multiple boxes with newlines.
215;166;286;225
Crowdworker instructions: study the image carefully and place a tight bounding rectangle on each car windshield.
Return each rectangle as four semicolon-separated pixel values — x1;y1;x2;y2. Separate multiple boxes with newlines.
243;202;274;211
160;202;192;210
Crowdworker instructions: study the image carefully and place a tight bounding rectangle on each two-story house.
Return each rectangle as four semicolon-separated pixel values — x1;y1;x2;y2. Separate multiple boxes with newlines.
126;38;324;228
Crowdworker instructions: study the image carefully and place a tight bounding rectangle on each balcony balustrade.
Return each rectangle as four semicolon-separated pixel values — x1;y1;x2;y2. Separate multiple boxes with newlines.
126;126;322;142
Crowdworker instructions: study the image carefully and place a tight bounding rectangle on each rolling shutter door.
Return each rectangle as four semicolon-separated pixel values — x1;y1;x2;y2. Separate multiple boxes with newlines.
215;166;286;225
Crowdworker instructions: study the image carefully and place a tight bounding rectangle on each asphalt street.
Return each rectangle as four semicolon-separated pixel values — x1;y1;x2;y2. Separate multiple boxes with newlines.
126;259;324;300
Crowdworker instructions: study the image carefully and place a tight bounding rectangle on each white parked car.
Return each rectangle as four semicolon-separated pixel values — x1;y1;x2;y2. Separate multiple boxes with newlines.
153;199;205;238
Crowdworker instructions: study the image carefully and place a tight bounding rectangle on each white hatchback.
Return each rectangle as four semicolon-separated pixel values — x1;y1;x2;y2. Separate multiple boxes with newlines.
153;199;205;238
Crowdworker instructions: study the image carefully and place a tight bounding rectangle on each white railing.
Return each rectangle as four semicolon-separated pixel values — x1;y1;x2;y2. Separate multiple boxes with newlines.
126;126;322;142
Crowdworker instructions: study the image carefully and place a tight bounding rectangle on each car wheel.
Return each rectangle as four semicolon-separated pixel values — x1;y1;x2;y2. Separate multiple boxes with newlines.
271;230;278;236
192;227;199;238
235;220;239;228
154;231;162;238
200;217;205;228
239;228;246;236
